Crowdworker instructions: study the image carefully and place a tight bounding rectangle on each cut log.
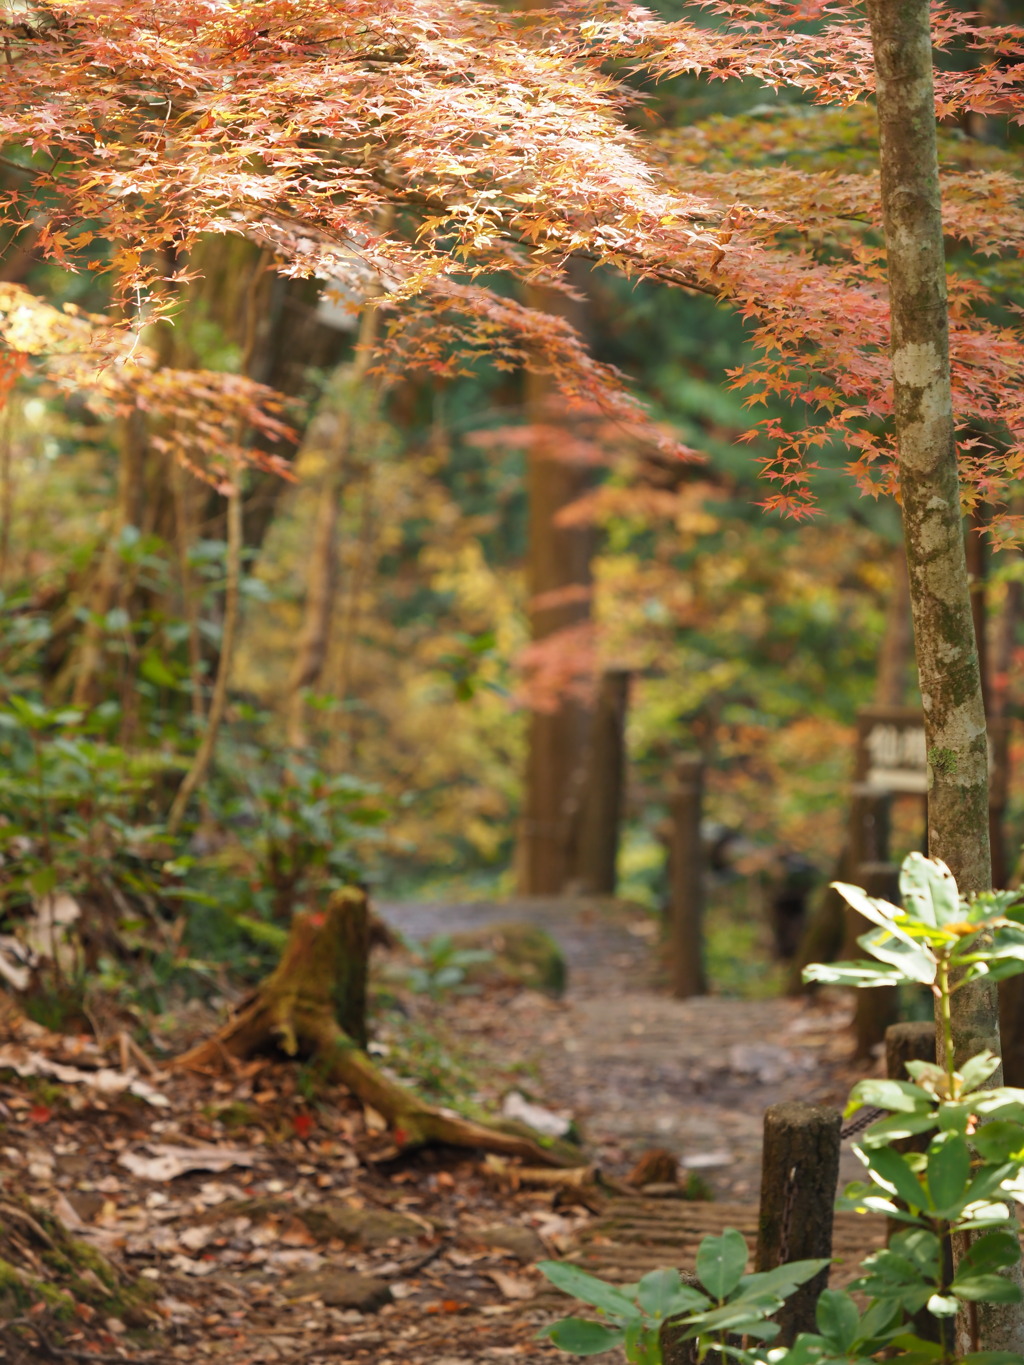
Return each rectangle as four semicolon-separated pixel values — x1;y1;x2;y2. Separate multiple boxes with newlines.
173;888;581;1167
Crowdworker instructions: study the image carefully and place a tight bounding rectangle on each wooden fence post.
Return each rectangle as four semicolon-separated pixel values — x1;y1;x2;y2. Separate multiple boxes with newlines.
667;754;706;999
885;1020;936;1081
572;668;631;895
756;1101;841;1345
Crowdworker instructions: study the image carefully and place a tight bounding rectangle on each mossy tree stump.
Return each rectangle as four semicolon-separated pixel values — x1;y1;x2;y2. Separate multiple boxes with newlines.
174;887;580;1165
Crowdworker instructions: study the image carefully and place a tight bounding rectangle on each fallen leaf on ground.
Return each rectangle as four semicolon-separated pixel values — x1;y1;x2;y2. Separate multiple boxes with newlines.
118;1144;261;1180
0;1045;169;1107
487;1270;535;1300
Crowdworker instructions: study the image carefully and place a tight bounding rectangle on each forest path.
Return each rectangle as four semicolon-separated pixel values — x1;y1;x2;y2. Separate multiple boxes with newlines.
377;896;867;1202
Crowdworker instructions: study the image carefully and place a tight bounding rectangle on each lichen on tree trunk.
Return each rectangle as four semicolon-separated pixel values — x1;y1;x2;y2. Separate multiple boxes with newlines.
867;0;1023;1350
174;887;579;1166
867;0;997;1061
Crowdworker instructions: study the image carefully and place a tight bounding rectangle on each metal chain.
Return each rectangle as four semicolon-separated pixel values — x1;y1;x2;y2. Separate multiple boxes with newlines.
840;1105;886;1141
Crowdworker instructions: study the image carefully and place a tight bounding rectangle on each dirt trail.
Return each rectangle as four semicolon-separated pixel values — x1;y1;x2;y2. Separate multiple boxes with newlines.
0;897;884;1365
378;896;869;1200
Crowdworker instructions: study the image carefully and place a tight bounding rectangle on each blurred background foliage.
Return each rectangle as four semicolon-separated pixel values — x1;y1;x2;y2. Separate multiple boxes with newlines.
0;33;1021;1024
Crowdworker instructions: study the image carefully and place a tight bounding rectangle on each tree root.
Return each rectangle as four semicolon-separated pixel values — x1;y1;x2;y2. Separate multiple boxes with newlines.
173;891;582;1167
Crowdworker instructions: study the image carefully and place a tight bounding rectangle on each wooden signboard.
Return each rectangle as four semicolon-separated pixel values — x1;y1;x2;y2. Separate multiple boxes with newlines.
854;704;1009;807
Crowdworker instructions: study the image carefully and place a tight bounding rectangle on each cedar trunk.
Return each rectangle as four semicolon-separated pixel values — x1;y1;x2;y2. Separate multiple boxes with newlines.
571;668;630;895
518;278;595;896
666;754;707;998
867;0;1024;1349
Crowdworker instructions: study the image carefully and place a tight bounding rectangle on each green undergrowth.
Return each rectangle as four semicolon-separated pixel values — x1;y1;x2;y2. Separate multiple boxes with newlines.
0;1193;158;1342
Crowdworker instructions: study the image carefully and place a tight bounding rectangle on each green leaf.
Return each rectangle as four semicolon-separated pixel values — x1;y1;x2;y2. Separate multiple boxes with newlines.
855;1296;903;1344
859;1112;938;1148
905;1060;947;1091
951;1274;1023;1304
784;1338;830;1365
682;1290;782;1333
956;1230;1021;1277
899;853;960;928
857;926;937;984
937;1102;973;1135
537;1263;637;1321
636;1268;682;1320
665;1284;711;1315
974;935;1024;966
962;1158;1017;1209
971;1120;1024;1164
886;1334;946;1362
889;1227;942;1272
832;882;915;940
861;1145;926;1210
623;1318;660;1365
965;958;1024;985
802;960;907;988
814;1289;860;1352
695;1228;749;1300
926;1134;971;1216
848;1078;932;1114
28;865;58;897
539;1318;626;1355
140;650;181;688
742;1258;829;1297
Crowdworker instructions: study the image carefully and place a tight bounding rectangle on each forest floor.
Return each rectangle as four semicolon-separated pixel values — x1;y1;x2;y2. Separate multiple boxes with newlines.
0;896;886;1365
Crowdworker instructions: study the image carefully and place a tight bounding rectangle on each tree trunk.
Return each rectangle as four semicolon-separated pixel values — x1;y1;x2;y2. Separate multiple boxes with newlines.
167;482;242;835
666;754;707;998
867;0;995;1037
989;567;1019;889
179;235;347;557
571;668;630;895
286;310;381;750
173;889;581;1166
996;572;1024;1080
68;407;146;709
517;270;596;896
867;0;1023;1349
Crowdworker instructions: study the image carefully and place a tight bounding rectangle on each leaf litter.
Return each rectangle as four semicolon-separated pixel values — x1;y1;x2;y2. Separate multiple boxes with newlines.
0;898;871;1363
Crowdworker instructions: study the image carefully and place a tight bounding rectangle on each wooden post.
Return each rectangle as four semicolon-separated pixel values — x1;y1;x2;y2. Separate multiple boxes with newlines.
852;862;902;1059
572;669;631;895
885;1020;936;1081
667;754;706;999
755;1101;841;1345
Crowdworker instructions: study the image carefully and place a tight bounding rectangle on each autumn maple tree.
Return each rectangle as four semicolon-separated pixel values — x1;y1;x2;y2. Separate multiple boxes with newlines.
4;0;1024;1327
